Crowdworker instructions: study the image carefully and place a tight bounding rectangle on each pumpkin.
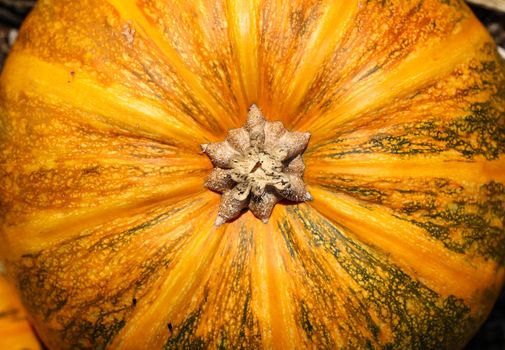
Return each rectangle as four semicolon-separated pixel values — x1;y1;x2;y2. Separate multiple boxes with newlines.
0;268;41;350
0;0;504;349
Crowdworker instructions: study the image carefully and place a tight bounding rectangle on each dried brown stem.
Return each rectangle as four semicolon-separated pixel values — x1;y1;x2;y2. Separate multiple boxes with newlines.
466;0;505;12
202;105;312;225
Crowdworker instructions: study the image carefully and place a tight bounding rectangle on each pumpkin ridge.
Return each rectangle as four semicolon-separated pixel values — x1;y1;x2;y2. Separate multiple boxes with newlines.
284;204;476;349
110;208;229;349
307;100;505;161
13;0;240;140
105;0;236;136
259;209;301;348
304;155;505;184
297;16;489;139
226;0;260;107
0;187;213;256
287;0;474;130
301;50;504;152
13;194;219;350
275;1;359;120
0;53;213;151
305;185;502;302
162;223;264;350
309;175;505;263
256;0;326;121
128;0;249;131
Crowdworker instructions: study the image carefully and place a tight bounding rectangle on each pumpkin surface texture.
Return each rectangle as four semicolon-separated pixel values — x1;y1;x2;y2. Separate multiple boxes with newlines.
0;0;504;349
0;269;41;350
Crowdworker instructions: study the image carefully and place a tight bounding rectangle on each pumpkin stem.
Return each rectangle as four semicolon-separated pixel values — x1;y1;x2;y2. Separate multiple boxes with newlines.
201;104;312;226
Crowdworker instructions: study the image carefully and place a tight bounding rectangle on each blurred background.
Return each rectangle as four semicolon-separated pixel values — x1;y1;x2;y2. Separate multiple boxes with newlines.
0;0;503;349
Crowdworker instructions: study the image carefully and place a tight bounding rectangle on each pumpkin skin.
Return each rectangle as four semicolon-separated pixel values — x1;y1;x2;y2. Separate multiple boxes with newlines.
0;0;504;349
0;269;41;350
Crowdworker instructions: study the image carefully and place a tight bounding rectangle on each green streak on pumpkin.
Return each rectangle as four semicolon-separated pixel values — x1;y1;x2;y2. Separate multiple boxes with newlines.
289;205;474;349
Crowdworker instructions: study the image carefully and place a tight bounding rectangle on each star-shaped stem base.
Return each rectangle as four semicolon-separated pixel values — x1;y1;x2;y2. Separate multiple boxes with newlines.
201;105;312;226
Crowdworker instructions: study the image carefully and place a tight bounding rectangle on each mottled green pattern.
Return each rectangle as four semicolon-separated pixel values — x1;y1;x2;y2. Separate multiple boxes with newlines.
314;178;505;262
163;226;262;349
13;198;204;350
307;43;505;160
288;205;473;349
1;0;503;349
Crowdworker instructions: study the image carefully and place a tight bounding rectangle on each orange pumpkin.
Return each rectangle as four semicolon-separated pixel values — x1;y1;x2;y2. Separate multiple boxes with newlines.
0;268;41;350
0;0;504;349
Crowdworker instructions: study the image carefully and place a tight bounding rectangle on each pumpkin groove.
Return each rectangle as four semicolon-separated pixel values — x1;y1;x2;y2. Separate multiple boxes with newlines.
307;186;504;297
308;177;505;260
0;0;504;349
